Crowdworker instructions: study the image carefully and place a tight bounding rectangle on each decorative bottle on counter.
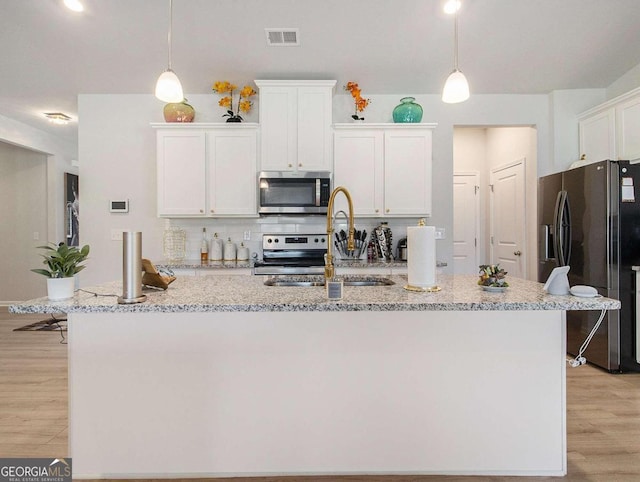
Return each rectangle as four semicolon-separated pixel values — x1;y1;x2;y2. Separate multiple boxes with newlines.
200;228;209;263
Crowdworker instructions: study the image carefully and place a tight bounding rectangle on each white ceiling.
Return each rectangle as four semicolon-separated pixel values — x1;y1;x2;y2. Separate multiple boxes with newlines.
3;0;640;145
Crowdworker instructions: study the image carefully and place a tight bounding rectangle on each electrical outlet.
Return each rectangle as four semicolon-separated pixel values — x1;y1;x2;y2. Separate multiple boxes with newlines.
110;229;124;241
243;230;251;241
435;228;446;239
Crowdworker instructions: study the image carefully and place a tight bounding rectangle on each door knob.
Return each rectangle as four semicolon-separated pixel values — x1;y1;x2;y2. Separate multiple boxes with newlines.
514;250;522;256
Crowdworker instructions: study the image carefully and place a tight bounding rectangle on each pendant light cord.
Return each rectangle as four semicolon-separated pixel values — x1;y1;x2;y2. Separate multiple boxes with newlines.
453;11;459;71
167;0;173;70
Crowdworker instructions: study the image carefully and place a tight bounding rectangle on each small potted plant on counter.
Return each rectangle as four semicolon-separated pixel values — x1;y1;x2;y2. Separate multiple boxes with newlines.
31;242;90;300
478;264;509;292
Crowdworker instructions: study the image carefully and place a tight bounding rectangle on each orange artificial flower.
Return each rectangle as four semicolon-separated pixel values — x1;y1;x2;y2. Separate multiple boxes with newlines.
344;81;371;120
218;97;232;108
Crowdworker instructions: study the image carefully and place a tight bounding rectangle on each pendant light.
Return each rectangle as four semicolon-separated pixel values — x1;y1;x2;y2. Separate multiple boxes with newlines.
442;6;470;104
155;0;184;103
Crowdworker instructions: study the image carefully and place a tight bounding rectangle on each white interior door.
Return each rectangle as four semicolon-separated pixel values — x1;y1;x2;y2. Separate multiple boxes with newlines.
490;159;526;278
453;172;480;274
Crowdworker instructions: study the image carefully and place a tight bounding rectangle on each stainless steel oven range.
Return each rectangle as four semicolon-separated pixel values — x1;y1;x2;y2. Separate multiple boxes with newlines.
253;233;327;275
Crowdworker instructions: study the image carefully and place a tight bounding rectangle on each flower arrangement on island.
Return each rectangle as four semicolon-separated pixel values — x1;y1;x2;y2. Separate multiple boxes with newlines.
344;81;371;121
478;264;509;287
212;81;257;122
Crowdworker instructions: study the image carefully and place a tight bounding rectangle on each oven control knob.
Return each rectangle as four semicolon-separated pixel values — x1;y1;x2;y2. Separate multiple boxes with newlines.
267;238;273;244
321;237;325;243
274;238;279;243
314;238;319;243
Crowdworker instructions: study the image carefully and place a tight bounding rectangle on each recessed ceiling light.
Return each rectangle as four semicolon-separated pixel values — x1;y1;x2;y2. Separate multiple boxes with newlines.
44;112;72;125
63;0;84;12
443;0;461;14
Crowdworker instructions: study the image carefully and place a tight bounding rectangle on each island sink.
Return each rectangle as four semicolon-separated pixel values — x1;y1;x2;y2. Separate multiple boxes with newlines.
264;276;395;287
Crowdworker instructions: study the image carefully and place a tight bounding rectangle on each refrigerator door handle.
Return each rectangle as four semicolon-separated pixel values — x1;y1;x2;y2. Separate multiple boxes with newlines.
554;190;572;266
554;191;567;266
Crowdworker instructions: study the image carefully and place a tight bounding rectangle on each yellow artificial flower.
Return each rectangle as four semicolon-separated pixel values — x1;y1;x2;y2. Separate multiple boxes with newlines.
240;86;257;98
239;100;252;113
213;80;256;119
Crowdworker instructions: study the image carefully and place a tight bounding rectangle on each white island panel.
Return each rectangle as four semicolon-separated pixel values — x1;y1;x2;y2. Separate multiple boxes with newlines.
69;309;566;478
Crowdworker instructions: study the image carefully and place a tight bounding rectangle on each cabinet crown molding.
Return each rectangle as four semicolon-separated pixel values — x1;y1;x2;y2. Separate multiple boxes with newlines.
333;123;438;129
151;122;259;129
578;85;640;120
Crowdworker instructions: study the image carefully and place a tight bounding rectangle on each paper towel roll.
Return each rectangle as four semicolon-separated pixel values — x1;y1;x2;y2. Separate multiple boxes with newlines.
407;224;436;288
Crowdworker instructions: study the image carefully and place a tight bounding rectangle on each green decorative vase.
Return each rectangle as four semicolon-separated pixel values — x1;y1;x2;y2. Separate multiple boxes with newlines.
392;97;423;123
163;100;195;123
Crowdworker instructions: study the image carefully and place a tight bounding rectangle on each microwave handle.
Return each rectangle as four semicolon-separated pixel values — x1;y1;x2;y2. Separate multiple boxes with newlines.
315;178;321;207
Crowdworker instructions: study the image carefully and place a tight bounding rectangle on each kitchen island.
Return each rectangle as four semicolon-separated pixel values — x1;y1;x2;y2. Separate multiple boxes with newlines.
10;274;619;479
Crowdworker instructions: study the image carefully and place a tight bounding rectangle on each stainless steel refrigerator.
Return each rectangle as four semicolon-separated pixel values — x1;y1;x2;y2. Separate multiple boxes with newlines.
538;160;640;372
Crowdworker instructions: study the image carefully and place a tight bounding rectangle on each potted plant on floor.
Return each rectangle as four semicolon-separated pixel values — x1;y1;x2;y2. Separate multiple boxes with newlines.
31;243;90;300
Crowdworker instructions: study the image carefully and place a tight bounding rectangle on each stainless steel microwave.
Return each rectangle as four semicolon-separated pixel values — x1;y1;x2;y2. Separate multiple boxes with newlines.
258;171;331;215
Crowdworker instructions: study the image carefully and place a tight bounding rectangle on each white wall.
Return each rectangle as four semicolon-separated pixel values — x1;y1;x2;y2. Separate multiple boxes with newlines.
0;143;48;302
0;114;77;302
607;61;640;100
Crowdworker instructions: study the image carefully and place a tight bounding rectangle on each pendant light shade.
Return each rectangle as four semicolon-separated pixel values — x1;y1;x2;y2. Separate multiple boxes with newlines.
442;7;470;104
442;69;469;104
155;0;184;103
155;69;184;103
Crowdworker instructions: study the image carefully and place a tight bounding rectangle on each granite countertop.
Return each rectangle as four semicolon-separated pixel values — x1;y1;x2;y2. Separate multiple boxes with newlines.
156;259;252;269
155;259;410;270
9;274;620;314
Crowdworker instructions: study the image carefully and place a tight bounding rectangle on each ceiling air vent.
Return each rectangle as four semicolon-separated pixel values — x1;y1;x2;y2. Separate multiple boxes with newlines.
265;28;300;46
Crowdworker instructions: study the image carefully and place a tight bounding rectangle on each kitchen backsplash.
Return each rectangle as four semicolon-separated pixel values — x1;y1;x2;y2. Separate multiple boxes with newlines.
167;217;440;261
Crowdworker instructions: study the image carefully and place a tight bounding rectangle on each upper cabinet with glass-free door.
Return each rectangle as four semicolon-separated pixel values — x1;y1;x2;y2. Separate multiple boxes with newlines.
153;124;258;218
579;86;640;164
256;80;336;172
333;123;436;217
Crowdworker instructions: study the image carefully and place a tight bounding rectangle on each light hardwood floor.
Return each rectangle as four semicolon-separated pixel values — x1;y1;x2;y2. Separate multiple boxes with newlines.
2;308;640;482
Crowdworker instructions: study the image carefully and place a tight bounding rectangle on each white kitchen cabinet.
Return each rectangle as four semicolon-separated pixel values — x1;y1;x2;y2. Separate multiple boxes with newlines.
206;129;257;216
156;129;207;216
617;94;640;161
333;123;436;218
578;108;616;163
578;87;640;163
255;80;336;172
333;129;384;216
153;124;258;217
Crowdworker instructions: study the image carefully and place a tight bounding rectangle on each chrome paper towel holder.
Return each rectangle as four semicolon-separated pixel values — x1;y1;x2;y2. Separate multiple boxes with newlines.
117;231;147;304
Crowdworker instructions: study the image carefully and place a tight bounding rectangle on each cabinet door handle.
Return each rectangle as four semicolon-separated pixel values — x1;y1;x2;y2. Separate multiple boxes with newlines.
386;209;390;213
514;250;522;256
210;209;214;214
299;163;302;167
199;209;204;213
375;209;379;213
288;163;292;168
